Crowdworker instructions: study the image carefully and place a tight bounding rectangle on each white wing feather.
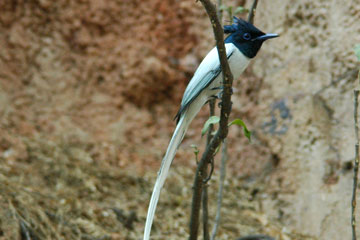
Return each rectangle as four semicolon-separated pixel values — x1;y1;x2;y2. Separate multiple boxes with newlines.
179;44;236;116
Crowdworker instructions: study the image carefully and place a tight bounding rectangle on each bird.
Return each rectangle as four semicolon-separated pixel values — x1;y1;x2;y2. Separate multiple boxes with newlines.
143;17;278;240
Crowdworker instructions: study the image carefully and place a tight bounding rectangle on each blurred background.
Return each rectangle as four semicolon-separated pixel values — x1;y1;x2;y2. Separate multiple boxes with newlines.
0;0;359;239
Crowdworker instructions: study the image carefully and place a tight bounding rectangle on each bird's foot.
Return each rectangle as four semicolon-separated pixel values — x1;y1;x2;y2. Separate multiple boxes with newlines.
218;100;233;111
211;86;233;99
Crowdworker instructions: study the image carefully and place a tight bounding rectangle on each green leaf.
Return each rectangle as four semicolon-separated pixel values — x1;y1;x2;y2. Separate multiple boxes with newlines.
227;7;233;19
201;116;220;136
219;5;229;11
190;144;199;163
190;144;199;154
228;119;252;142
355;44;360;61
234;6;248;14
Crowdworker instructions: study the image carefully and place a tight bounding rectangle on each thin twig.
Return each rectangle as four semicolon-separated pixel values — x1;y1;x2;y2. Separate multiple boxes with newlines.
247;0;258;24
352;87;360;240
202;182;210;240
203;158;215;183
202;100;216;240
210;138;228;240
217;0;223;24
189;0;234;238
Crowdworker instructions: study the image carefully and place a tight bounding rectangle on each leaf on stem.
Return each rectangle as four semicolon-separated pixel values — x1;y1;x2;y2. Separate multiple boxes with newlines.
234;6;248;14
228;119;252;142
190;144;200;162
201;116;220;136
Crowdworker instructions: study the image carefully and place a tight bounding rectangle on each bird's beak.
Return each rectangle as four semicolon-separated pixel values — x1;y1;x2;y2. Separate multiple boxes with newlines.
254;33;279;41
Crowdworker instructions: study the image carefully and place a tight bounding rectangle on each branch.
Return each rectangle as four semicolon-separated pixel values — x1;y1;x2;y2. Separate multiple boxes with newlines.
202;0;223;237
216;0;223;24
202;101;216;240
352;86;359;240
202;181;210;240
210;138;228;240
210;1;259;239
189;0;233;239
247;0;258;24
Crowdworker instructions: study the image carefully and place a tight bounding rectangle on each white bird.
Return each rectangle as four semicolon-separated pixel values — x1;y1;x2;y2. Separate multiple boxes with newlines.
144;17;278;240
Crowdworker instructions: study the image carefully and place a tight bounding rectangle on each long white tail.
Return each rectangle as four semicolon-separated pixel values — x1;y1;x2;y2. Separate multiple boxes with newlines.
143;114;190;240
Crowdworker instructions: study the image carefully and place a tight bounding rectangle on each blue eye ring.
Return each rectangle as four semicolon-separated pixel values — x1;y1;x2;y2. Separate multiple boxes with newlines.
243;33;251;40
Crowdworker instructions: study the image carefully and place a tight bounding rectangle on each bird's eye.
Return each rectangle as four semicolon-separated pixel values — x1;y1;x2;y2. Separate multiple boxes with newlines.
243;33;251;40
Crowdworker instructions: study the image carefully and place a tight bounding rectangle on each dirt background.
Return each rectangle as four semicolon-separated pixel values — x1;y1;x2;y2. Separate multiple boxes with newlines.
0;0;359;239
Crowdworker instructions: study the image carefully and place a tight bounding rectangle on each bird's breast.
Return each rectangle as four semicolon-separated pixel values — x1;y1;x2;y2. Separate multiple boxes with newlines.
227;45;251;79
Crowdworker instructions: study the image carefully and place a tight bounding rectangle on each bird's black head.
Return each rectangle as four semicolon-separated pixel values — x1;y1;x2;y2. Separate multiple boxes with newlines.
224;17;278;58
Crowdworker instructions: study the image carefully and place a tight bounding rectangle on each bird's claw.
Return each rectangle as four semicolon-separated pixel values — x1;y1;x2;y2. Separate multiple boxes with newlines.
218;100;233;111
212;86;233;99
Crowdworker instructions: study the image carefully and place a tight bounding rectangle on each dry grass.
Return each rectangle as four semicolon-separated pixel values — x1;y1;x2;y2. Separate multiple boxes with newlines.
0;135;317;240
0;136;149;239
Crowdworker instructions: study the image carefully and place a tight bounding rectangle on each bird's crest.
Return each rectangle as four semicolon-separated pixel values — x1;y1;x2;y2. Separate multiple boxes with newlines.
223;17;263;35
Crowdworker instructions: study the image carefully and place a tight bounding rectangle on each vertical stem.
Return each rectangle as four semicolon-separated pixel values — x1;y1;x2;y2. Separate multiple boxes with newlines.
217;0;223;24
202;100;215;240
352;88;359;240
202;0;224;236
210;138;228;240
202;182;210;240
210;2;258;239
247;0;258;24
191;1;259;239
189;0;233;237
202;0;223;236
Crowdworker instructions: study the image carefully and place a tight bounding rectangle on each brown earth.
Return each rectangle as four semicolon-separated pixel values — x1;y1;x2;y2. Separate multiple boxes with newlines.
0;0;358;239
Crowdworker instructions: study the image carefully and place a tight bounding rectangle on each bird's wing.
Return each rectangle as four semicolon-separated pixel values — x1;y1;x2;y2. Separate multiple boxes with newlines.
175;43;235;122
